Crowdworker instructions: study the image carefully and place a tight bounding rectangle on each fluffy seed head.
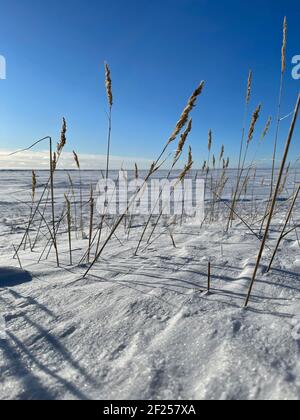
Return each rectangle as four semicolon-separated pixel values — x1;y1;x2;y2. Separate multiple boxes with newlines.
73;151;80;169
219;144;225;161
105;63;113;107
208;129;212;152
262;116;272;140
246;70;253;104
247;104;262;144
52;152;57;172
179;146;194;181
281;17;287;74
135;163;139;179
57;118;67;153
168;81;205;144
174;119;193;162
32;170;37;198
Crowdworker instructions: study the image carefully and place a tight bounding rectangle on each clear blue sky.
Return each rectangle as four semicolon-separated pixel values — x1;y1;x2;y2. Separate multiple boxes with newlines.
0;0;299;168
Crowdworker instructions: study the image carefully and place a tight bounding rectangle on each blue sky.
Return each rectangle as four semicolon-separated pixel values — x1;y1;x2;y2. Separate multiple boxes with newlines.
0;0;299;168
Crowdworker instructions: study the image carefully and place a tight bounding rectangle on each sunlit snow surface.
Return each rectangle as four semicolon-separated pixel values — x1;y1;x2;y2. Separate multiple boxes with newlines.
0;169;300;400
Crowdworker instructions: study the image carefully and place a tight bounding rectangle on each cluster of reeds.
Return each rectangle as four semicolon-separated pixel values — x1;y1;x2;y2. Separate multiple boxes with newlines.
10;18;300;310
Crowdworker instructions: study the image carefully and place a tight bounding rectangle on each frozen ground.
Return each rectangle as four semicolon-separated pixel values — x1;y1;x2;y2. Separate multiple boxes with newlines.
0;169;300;400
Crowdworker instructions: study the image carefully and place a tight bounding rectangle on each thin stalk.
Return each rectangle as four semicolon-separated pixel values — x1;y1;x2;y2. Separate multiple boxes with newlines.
244;93;300;307
50;138;59;267
267;185;300;272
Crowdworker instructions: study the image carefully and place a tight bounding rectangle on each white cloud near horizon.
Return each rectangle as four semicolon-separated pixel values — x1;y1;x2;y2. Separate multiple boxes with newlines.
0;149;154;170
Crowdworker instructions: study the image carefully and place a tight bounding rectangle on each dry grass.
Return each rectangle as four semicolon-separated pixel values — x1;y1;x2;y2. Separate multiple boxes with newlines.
7;17;300;310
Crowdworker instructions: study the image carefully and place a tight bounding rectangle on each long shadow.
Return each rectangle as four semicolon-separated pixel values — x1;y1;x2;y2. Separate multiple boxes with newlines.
0;336;57;400
22;315;98;389
0;267;32;288
6;332;89;400
9;289;58;319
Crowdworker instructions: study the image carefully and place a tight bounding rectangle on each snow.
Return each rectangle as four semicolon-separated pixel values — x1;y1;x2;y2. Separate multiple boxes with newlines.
0;169;300;400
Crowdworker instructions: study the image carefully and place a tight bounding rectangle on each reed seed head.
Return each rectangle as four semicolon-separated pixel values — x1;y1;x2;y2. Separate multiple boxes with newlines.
247;104;262;144
73;151;80;170
135;163;139;179
52;152;57;172
262;116;272;140
57;118;67;153
168;81;204;144
179;146;194;181
105;62;113;107
208;129;212;152
32;170;37;199
281;17;287;74
174;118;193;162
219;144;225;161
246;70;253;105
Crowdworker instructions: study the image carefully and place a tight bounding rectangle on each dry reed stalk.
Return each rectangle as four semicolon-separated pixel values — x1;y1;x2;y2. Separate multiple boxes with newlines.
127;164;141;237
278;162;290;196
244;93;300;307
31;187;50;250
50;138;59;267
95;63;114;254
270;17;287;198
87;185;94;263
227;71;253;230
67;172;78;239
14;123;67;259
84;82;205;277
73;150;84;238
13;244;23;270
262;117;272;141
227;104;261;230
174;119;193;162
168;82;204;145
65;194;72;265
204;129;213;202
135;122;193;255
267;184;300;272
32;170;37;201
169;229;177;248
146;148;194;247
24;170;37;250
247;105;262;144
38;188;72;262
105;63;113;107
207;261;211;292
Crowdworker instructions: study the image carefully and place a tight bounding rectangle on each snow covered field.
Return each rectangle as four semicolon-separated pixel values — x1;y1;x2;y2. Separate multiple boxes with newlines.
0;169;300;400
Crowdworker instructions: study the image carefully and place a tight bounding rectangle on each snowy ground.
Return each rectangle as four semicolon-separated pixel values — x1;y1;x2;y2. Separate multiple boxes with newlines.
0;169;300;400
